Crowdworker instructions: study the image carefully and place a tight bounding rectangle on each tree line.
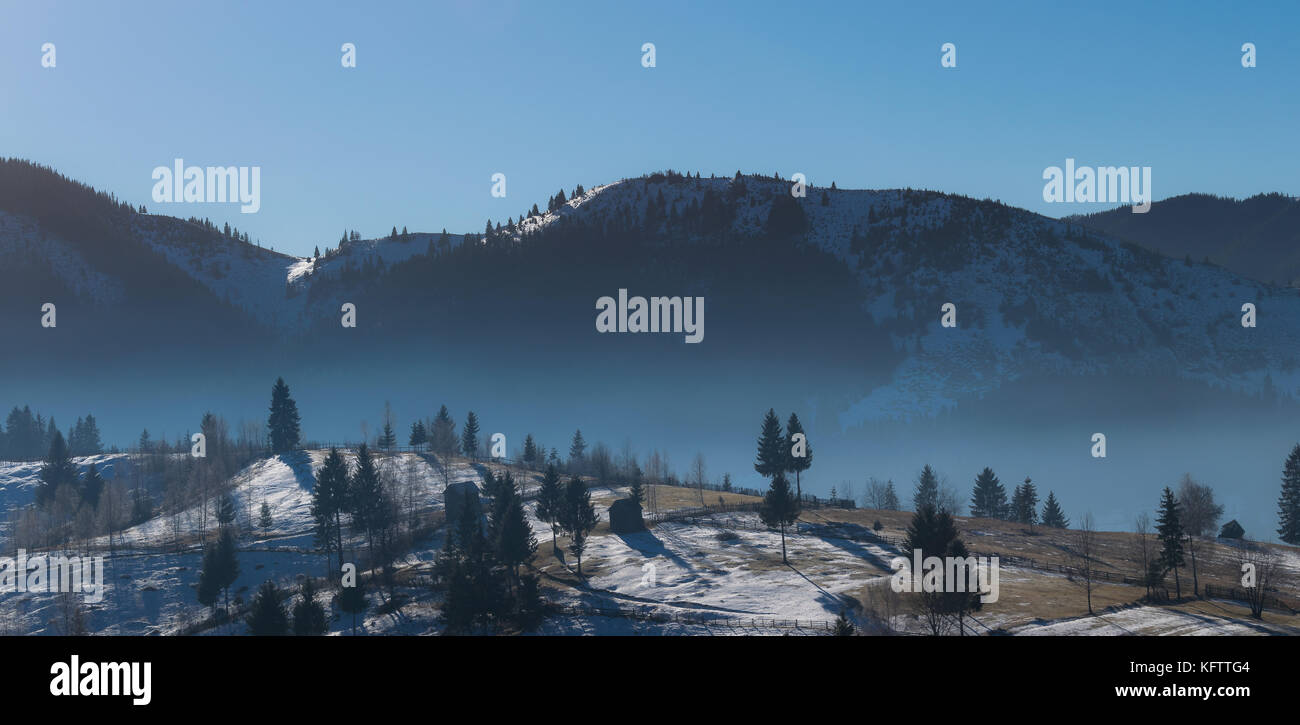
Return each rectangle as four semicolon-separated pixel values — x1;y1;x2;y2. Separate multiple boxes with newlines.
1;406;104;460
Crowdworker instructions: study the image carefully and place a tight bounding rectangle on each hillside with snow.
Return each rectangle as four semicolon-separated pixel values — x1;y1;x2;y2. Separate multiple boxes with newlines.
4;448;1296;636
504;173;1300;423
5;162;1299;425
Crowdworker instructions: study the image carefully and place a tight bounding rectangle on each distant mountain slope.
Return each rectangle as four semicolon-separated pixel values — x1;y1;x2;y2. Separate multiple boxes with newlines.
485;173;1300;422
4;162;1300;425
1069;193;1300;287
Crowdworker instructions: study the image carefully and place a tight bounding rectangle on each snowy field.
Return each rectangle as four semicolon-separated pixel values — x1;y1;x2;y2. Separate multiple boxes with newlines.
3;452;1296;635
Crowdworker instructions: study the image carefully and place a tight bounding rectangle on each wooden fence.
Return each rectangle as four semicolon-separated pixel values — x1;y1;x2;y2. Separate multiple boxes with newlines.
552;602;835;632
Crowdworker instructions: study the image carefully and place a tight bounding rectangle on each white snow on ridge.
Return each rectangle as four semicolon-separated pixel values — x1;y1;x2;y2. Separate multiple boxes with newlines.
0;453;132;533
131;214;467;330
100;450;454;552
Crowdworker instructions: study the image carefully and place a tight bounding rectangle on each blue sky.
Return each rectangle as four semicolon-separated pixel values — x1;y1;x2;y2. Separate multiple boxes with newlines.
2;0;1296;257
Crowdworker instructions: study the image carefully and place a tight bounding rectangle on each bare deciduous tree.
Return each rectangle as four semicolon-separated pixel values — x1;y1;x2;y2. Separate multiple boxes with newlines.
1236;540;1284;619
1132;512;1154;597
691;452;707;506
864;476;891;510
1074;512;1098;614
1178;474;1223;597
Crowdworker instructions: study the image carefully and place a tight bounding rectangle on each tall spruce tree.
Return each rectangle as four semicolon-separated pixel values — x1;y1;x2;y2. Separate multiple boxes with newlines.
522;434;537;466
79;462;105;509
311;447;350;578
970;467;1008;519
496;495;537;593
628;462;645;506
292;578;329;635
1011;477;1039;527
1156;486;1185;598
430;405;458;460
535;463;563;553
436;501;508;633
784;412;812;500
461;412;480;459
245;580;289;635
568;429;587;471
35;430;77;508
378;421;397;451
196;541;223;611
408;420;427;448
349;443;384;567
209;528;240;617
1278;444;1300;544
560;477;597;576
338;579;367;636
902;503;972;635
267;377;302;454
1041;491;1069;528
882;481;900;510
912;465;939;512
217;492;236;532
754;409;785;479
759;471;800;564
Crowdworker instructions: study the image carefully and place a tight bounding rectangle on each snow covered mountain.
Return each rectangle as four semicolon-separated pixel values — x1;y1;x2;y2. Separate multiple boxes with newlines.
3;161;1299;426
502;172;1300;423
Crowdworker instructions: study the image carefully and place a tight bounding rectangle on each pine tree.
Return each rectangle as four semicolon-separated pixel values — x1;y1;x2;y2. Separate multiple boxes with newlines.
217;493;236;532
759;471;799;564
515;572;545;632
522;434;537;466
211;528;240;616
785;412;812;500
436;500;508;633
754;409;785;478
569;429;586;468
535;463;563;553
245;580;289;635
267;377;302;454
628;462;645;505
1277;444;1300;544
350;443;384;566
912;465;939;512
903;503;974;634
311;447;350;577
496;495;537;593
970;467;1008;519
1041;491;1068;528
1011;477;1039;526
292;578;328;635
430;405;458;460
338;579;367;636
408;420;427;447
1156;486;1185;598
130;485;153;524
833;610;855;636
259;500;273;530
560;477;597;576
461;411;480;459
79;462;105;509
35;430;77;508
882;481;900;510
378;421;397;450
196;541;222;611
